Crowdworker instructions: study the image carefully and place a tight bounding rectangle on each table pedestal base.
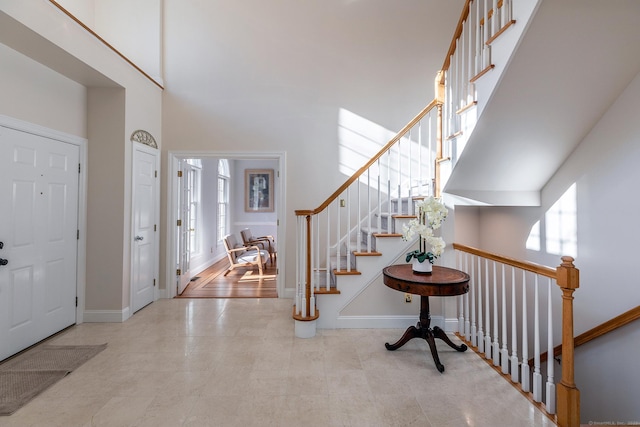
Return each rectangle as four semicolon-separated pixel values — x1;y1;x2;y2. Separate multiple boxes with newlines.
385;295;467;372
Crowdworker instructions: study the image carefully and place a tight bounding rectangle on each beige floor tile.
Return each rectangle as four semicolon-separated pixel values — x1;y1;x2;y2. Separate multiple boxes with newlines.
0;298;554;427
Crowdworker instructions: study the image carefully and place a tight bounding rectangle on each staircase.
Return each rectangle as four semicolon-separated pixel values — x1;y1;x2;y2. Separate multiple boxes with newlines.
293;0;527;335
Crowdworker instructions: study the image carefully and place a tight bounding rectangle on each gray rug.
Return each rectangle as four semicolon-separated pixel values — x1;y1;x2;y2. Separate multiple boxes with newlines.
0;344;107;415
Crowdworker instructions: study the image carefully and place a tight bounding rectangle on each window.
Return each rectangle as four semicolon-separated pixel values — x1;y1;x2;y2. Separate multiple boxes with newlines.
218;159;230;241
186;160;202;256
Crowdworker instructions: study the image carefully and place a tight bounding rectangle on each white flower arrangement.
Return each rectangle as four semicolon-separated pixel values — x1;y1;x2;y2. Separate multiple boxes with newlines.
402;196;448;264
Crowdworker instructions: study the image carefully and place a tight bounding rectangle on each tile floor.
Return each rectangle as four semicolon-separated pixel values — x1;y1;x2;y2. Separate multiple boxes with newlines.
0;298;554;427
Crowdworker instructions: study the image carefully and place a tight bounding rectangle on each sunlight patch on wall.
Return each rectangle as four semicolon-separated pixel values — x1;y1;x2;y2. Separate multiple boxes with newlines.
338;108;435;195
526;183;577;257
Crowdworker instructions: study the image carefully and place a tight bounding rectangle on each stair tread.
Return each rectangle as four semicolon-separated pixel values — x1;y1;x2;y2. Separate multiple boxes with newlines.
353;251;382;256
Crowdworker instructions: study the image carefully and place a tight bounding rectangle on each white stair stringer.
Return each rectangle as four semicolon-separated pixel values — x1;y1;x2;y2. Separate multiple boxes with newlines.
315;235;416;329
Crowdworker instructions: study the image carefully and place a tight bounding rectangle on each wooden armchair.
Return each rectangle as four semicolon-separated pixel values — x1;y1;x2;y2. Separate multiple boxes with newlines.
222;234;269;276
240;228;276;264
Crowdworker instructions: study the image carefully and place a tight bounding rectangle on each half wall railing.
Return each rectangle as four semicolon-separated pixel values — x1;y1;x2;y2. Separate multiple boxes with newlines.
453;243;580;426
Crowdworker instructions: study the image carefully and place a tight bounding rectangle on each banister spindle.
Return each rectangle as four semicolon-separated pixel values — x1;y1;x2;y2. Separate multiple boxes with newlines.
546;277;556;414
346;187;351;272
492;261;500;365
510;266;519;383
484;258;491;359
521;269;530;392
471;254;477;347
533;274;542;402
325;208;330;290
465;253;471;341
500;263;509;374
477;256;484;353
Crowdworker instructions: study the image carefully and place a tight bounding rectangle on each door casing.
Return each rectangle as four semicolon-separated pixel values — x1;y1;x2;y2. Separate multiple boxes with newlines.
166;151;286;299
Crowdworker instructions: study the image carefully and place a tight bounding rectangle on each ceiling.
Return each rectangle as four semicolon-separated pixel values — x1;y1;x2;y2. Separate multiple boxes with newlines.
444;0;640;206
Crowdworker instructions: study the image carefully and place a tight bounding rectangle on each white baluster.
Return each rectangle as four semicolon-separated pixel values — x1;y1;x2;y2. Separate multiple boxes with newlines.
492;261;500;365
475;0;482;75
546;277;556;414
366;169;371;253
483;0;490;68
465;253;471;341
397;141;401;216
346;187;351;272
510;266;519;382
477;256;484;353
501;263;509;374
471;255;477;347
485;258;491;359
533;275;542;402
492;0;498;35
326;208;330;290
467;4;475;102
456;251;466;336
521;270;530;392
377;158;381;236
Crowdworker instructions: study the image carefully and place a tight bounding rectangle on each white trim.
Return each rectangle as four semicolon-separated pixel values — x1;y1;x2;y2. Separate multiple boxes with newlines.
166;150;287;299
444;317;461;333
129;142;160;318
0;114;87;325
83;307;130;323
335;315;446;330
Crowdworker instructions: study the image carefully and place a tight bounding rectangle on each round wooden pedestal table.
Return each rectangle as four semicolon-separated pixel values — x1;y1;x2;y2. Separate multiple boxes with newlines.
382;264;470;373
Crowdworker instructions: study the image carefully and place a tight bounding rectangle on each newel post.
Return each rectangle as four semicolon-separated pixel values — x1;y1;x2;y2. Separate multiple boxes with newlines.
555;256;580;427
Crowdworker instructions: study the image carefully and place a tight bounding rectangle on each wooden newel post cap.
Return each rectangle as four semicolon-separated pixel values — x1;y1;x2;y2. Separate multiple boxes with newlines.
556;256;579;290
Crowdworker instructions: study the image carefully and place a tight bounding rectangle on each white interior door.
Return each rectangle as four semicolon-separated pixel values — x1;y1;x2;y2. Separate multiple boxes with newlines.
0;125;79;361
177;161;192;294
131;143;158;313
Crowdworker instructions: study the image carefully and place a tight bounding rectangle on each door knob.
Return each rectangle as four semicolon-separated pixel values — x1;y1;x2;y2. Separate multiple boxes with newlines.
135;236;144;241
0;259;7;266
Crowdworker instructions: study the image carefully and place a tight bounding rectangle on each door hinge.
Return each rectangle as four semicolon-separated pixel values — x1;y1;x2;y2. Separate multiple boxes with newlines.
155;170;158;178
77;230;80;240
78;163;81;173
277;219;280;226
277;170;280;177
153;279;156;287
176;269;181;276
154;224;157;232
75;296;78;307
177;170;183;177
177;219;182;226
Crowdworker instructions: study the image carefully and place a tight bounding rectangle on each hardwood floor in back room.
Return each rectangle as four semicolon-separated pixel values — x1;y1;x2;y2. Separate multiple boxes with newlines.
176;259;277;299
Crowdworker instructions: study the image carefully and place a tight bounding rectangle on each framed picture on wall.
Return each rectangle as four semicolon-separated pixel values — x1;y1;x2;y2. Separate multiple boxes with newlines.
245;169;274;212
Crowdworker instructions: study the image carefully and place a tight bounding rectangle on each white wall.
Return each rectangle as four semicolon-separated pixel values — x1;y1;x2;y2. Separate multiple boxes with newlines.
0;43;87;137
160;0;464;293
0;1;163;319
459;71;640;421
53;0;162;83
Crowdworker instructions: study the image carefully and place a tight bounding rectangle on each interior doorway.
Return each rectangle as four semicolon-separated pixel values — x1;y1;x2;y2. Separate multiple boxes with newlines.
166;151;286;299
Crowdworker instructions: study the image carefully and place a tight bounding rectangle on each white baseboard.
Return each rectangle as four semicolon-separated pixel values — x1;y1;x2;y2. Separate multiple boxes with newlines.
334;315;446;330
444;317;461;333
83;307;130;323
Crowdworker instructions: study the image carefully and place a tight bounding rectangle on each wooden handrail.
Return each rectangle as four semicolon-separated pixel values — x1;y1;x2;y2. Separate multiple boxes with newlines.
537;305;640;365
294;98;440;216
452;243;557;278
440;0;472;82
48;0;164;90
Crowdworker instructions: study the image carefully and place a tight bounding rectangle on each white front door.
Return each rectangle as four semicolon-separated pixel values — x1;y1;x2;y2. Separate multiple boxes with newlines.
131;143;158;313
0;125;79;361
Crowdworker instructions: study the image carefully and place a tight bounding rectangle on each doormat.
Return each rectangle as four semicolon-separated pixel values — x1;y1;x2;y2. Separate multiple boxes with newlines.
0;343;107;415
